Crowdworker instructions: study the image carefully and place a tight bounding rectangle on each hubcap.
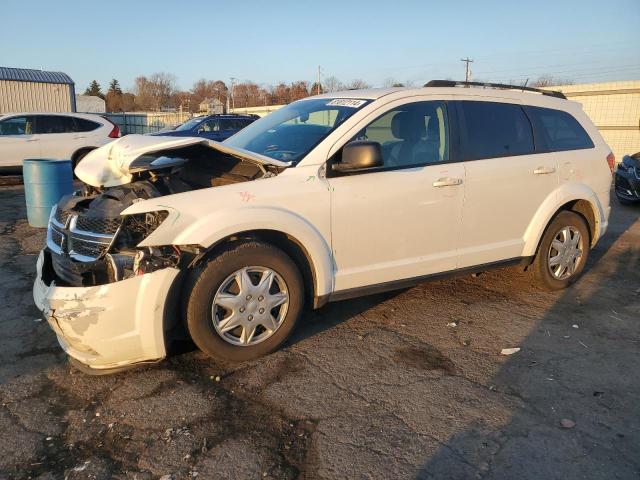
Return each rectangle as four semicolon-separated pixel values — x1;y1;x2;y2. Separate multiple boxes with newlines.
212;266;289;346
547;226;583;280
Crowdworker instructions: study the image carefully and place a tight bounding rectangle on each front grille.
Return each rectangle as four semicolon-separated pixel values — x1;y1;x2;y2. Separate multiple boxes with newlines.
50;227;64;249
75;217;121;235
55;208;70;225
47;212;120;262
70;241;108;259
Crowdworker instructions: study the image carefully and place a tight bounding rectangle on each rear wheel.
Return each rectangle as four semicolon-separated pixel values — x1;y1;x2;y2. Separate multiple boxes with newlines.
530;211;590;290
185;241;304;362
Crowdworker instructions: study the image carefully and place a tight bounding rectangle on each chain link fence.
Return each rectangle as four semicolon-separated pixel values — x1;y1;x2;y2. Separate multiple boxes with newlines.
103;111;192;135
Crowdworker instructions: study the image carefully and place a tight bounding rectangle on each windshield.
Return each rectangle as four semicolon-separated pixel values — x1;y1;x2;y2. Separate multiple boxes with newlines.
175;117;204;131
224;98;370;163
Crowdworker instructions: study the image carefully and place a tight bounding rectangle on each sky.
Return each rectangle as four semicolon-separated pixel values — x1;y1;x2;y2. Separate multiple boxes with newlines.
1;0;638;92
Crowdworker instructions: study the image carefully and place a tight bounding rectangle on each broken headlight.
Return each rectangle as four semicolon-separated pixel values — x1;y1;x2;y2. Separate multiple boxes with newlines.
105;210;173;281
114;210;169;250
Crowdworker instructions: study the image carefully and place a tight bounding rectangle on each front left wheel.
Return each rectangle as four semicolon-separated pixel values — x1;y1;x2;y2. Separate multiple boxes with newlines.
185;241;304;362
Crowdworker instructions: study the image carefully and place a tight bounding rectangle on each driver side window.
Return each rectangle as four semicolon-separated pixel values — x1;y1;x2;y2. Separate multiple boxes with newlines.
353;101;449;168
0;116;35;136
200;120;220;132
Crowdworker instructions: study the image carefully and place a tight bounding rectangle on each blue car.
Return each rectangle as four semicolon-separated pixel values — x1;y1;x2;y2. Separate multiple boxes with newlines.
153;114;258;141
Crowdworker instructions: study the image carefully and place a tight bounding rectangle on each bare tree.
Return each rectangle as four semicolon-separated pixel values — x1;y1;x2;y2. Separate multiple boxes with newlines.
323;76;344;92
133;73;178;110
530;75;574;88
382;77;401;88
191;79;228;112
347;79;371;90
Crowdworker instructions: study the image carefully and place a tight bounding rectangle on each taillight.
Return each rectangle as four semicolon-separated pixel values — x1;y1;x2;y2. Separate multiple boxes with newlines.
108;125;121;138
606;152;615;174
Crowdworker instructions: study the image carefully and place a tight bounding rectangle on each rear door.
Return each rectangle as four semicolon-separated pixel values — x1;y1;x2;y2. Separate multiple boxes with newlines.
35;115;79;159
455;100;558;267
0;115;40;167
73;117;103;146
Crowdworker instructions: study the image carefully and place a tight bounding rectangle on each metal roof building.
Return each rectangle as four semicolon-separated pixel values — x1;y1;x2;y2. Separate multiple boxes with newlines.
0;67;76;113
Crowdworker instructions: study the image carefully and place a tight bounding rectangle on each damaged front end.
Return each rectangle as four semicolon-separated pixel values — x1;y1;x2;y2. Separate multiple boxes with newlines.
47;183;183;287
34;135;287;371
46;138;283;287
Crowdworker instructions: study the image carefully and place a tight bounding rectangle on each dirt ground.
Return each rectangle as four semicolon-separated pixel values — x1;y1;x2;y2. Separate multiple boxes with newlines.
0;182;638;480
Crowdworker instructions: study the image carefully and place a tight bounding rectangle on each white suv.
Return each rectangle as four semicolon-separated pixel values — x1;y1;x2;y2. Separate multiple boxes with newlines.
33;81;613;372
0;112;120;171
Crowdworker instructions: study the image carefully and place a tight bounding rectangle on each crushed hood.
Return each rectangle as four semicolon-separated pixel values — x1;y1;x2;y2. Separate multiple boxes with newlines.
75;134;290;187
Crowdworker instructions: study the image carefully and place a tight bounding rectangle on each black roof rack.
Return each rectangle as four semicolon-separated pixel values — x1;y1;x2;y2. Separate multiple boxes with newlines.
424;80;567;100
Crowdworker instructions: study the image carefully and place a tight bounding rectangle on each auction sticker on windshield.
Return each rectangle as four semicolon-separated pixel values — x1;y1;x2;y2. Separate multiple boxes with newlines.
326;99;367;108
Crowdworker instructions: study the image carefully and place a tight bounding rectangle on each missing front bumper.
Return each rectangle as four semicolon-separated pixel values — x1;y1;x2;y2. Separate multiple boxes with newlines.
33;250;180;371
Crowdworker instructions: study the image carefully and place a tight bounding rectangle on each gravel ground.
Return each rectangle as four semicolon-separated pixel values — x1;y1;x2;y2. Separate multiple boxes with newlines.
0;183;638;480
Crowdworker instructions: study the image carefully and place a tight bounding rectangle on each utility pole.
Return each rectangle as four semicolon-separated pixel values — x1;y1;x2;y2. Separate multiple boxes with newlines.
460;57;473;82
317;65;321;95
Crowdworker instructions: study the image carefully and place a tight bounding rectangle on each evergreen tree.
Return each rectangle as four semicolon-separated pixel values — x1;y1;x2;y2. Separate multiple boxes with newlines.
108;79;122;95
84;80;104;98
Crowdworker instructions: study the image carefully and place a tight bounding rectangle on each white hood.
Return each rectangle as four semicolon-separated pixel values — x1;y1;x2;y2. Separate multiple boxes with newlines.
75;135;290;187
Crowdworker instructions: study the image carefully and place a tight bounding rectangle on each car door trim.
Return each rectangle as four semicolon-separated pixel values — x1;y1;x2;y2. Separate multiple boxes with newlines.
325;256;531;303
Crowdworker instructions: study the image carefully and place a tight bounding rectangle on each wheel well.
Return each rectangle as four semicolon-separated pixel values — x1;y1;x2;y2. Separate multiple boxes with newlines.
563;199;596;245
528;199;597;269
71;147;95;164
197;230;317;307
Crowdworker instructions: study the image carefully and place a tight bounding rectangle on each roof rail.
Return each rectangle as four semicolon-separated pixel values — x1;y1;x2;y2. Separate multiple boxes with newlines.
424;80;567;100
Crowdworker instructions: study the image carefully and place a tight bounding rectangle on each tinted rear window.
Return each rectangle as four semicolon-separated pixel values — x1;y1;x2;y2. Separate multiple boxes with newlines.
35;115;76;134
458;101;534;160
74;118;101;132
525;106;594;152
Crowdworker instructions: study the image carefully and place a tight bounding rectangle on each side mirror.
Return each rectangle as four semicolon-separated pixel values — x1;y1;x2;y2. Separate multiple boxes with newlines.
332;141;384;173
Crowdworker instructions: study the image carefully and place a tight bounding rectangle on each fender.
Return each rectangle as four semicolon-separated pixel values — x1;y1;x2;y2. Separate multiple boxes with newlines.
523;182;604;257
122;203;334;298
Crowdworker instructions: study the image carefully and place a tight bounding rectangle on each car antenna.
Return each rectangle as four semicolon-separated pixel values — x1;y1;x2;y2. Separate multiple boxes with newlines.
522;78;529;92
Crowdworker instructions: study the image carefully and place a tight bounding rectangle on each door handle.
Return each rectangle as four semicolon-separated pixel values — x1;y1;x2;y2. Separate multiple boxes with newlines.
533;166;556;175
73;136;86;139
26;138;39;142
432;177;463;187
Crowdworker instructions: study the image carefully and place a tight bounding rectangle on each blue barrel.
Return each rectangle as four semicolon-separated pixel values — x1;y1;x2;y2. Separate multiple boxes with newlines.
23;159;73;228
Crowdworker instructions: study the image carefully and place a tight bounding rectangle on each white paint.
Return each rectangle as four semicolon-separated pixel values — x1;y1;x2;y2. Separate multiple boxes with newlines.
74;134;290;187
0;112;117;168
34;85;613;370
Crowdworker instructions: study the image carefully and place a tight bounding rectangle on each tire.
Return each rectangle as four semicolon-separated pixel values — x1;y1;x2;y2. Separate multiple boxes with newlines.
185;241;304;362
530;211;590;290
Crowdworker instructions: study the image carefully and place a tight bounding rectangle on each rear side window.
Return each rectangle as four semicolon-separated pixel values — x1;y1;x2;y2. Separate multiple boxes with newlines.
525;106;594;152
35;115;76;134
458;101;534;160
74;118;101;132
220;119;235;131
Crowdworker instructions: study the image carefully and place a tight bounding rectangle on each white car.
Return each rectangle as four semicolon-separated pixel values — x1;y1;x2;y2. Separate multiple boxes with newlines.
0;112;120;171
33;81;613;372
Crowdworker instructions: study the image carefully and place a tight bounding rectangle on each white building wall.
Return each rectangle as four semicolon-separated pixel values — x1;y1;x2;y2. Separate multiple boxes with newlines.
76;94;106;113
0;80;73;113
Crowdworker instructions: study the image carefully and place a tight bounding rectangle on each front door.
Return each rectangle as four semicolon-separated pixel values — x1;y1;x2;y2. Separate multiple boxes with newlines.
0;115;40;168
328;100;465;292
